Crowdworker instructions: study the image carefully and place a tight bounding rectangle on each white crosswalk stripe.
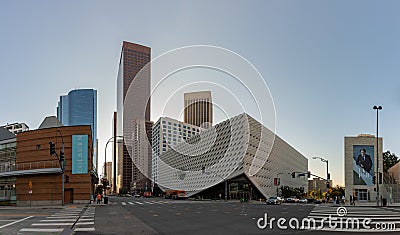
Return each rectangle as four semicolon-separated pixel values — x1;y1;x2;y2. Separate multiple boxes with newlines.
121;200;201;206
18;206;96;234
19;207;83;234
74;207;95;232
305;206;400;232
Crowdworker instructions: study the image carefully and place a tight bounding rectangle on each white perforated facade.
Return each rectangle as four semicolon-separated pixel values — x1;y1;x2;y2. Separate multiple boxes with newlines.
157;113;308;198
151;117;202;187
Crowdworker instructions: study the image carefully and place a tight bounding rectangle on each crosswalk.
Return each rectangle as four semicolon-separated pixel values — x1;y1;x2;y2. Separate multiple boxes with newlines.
121;200;204;206
305;206;400;232
19;206;95;233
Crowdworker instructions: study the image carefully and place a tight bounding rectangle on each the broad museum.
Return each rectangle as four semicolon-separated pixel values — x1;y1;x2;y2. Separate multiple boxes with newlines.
157;113;308;200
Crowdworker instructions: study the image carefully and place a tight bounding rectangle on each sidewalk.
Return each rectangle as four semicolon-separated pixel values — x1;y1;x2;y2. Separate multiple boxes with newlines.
0;204;83;210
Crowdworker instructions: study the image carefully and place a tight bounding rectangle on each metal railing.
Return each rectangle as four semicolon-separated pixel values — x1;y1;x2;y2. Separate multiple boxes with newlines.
0;160;59;173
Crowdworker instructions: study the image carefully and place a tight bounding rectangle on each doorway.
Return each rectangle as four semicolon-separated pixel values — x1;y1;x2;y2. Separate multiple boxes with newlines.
64;188;74;204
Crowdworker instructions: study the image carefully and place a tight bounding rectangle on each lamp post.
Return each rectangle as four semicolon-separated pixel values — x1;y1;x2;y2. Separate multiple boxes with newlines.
313;156;329;188
276;173;283;197
57;129;65;206
202;167;228;201
373;105;382;207
104;136;123;197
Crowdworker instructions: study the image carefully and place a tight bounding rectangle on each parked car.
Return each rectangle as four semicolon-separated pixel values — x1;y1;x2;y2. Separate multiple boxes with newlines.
299;198;308;203
314;199;322;204
267;196;282;205
286;196;299;203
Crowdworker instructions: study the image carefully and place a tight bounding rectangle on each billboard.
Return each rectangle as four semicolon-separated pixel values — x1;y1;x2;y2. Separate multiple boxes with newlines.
72;135;88;174
353;145;374;185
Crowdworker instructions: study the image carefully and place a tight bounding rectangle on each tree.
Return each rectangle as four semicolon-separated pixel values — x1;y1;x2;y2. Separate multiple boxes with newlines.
383;151;399;172
280;186;304;198
327;185;345;198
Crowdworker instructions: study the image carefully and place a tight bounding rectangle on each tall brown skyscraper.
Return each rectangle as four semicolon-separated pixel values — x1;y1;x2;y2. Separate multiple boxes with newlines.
184;91;213;128
116;41;151;193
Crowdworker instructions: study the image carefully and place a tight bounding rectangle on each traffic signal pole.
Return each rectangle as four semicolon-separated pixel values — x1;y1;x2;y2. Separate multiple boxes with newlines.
58;130;65;206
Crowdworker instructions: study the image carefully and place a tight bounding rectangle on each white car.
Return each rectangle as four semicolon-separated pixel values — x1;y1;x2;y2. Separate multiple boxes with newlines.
267;196;282;205
299;198;308;203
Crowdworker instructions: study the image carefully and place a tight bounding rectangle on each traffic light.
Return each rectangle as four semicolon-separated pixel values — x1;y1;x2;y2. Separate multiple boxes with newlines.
59;151;65;169
327;173;331;180
49;142;56;155
291;172;296;178
372;176;376;184
307;171;311;178
326;181;330;188
379;172;383;184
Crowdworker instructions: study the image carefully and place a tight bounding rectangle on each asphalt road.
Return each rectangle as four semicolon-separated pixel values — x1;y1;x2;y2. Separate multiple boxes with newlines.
90;197;400;235
2;197;400;234
91;196;315;234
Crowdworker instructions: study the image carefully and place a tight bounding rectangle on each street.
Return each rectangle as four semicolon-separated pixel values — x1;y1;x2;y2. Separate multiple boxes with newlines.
1;197;400;234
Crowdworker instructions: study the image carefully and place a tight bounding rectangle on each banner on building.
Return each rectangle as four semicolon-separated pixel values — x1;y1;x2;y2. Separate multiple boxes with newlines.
72;135;88;174
353;145;374;185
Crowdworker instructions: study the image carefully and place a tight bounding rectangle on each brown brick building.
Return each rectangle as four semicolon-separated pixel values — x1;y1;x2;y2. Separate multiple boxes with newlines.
16;124;94;206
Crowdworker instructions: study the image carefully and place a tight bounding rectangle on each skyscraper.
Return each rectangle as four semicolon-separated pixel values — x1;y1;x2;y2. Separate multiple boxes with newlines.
116;41;151;193
184;91;213;128
57;89;97;172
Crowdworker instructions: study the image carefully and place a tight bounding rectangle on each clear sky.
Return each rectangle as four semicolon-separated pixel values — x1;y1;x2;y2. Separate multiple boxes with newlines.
1;0;399;186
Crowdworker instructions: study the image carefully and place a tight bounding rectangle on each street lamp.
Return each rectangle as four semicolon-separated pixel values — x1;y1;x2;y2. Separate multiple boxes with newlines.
313;156;329;187
202;166;228;201
276;173;283;197
104;136;123;198
373;105;382;207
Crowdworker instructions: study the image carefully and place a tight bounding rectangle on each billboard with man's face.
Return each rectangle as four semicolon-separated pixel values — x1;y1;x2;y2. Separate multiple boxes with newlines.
353;145;374;185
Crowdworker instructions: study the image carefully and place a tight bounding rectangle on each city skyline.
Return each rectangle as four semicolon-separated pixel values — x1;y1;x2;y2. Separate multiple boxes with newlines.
1;1;400;186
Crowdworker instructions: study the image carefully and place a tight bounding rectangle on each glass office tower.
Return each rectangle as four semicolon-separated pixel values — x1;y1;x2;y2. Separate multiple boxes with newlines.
57;89;97;171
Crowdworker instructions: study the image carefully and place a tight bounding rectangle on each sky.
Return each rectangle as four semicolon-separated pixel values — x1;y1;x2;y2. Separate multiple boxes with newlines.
1;0;399;186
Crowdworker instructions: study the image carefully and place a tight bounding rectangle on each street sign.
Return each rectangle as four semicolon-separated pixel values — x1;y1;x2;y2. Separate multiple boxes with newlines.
29;180;32;190
28;190;32;194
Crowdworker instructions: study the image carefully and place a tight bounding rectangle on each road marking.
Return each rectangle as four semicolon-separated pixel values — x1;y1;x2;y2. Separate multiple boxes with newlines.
47;216;78;219
0;216;33;229
76;222;95;225
128;202;134;205
74;227;95;231
135;201;144;205
153;214;159;217
40;219;77;222
122;202;127;205
144;202;154;204
32;222;73;226
78;218;94;221
20;228;64;232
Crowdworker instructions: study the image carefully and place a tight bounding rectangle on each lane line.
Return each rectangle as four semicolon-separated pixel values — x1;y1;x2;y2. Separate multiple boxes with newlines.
74;227;95;231
19;228;64;232
76;222;94;225
40;219;77;222
122;202;127;205
0;216;33;229
32;222;73;226
134;202;143;205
